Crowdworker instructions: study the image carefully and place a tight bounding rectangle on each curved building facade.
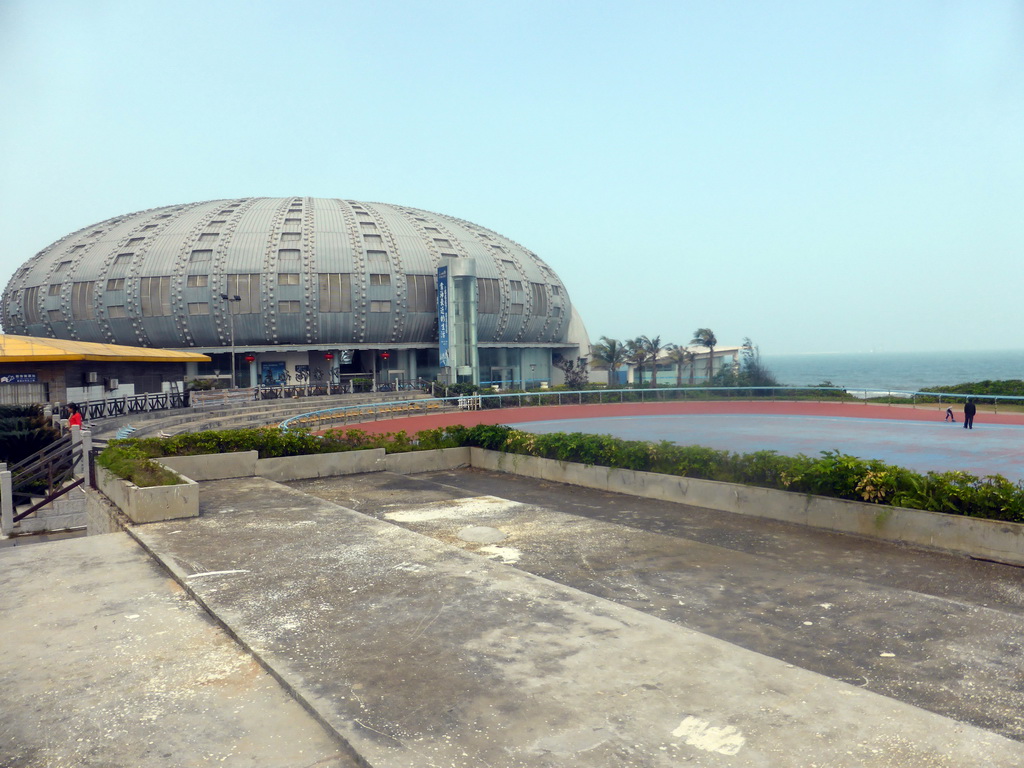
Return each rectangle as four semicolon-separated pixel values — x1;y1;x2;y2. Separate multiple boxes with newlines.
2;198;589;388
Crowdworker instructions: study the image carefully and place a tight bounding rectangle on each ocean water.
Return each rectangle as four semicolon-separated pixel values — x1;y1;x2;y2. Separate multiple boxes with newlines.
763;350;1024;392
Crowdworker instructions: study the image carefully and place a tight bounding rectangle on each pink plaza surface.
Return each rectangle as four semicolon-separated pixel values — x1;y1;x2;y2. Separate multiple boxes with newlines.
335;400;1024;481
345;400;1024;434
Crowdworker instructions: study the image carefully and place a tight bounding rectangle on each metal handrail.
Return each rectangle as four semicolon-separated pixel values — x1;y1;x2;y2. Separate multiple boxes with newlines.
278;385;1021;432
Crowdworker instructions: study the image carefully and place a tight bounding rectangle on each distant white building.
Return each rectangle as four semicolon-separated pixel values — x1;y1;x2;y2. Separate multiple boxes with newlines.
592;345;741;387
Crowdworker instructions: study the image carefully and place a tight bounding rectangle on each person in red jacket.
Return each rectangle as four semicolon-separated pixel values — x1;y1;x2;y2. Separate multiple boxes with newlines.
67;403;83;428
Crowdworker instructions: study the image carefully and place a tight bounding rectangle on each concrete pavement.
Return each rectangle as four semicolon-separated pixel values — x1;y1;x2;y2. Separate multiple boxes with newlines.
0;533;358;768
127;475;1023;767
5;466;1024;767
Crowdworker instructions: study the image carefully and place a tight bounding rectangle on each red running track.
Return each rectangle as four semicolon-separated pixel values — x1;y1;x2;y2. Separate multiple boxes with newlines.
335;400;1024;435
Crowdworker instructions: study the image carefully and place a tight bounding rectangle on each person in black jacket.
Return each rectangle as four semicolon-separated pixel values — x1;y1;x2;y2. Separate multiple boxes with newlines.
963;398;976;429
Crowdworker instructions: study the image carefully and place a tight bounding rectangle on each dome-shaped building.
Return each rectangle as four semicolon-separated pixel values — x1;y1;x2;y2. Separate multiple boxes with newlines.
2;198;589;389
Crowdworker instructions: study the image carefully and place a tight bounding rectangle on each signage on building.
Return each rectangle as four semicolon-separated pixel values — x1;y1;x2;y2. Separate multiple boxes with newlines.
437;265;450;367
0;373;38;384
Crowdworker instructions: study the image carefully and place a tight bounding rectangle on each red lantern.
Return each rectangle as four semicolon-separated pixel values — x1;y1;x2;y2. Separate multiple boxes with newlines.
324;352;334;361
381;352;390;360
244;354;256;363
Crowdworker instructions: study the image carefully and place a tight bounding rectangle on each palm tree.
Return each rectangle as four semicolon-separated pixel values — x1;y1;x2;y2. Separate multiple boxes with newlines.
590;336;629;387
625;337;648;386
690;328;717;383
641;335;664;387
665;344;694;387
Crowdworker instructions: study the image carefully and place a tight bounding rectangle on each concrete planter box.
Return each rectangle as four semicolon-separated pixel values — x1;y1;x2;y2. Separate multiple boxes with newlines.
95;465;198;524
384;447;471;474
158;451;259;481
470;448;1024;567
255;449;386;482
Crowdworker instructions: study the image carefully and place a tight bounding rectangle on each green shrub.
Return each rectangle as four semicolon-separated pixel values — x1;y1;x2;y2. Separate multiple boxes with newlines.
97;444;183;487
104;423;1024;524
0;405;61;465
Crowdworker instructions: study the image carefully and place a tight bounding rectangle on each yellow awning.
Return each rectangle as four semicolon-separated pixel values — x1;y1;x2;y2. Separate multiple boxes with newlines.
0;335;212;364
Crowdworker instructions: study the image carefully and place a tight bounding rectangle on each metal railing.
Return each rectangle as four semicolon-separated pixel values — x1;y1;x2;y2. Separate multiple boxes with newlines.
69;391;190;421
7;434;83;523
278;385;1022;432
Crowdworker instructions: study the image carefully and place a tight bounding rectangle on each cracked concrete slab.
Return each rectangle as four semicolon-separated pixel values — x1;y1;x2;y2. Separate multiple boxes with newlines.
128;475;1024;767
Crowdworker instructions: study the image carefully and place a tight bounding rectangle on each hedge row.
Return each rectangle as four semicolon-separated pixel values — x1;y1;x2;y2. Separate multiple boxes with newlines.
104;425;1024;522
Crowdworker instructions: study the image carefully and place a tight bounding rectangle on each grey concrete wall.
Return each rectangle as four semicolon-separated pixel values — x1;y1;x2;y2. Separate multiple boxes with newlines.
158;451;259;481
255;449;386;482
384;447;471;474
85;486;126;535
95;466;199;524
469;449;1024;567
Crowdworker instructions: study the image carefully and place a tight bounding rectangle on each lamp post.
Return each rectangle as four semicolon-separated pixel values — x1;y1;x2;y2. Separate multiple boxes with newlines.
220;293;241;388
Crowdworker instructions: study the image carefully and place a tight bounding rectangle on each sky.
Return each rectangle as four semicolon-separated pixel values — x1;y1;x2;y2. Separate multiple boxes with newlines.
1;0;1022;355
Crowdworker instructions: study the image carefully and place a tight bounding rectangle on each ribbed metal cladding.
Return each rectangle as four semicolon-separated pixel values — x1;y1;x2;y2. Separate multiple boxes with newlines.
2;198;574;349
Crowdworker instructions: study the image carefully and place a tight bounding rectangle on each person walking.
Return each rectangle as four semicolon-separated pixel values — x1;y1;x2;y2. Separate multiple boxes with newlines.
963;398;976;430
945;406;956;422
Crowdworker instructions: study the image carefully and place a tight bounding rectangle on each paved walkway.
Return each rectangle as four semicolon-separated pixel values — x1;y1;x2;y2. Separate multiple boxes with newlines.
0;533;357;768
119;476;1023;767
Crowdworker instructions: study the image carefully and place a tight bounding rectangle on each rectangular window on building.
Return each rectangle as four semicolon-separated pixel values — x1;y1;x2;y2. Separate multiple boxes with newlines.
198;233;218;242
23;286;40;323
366;250;388;263
477;278;500;314
108;305;127;318
510;303;524;315
552;306;562;317
284;218;300;226
205;220;226;231
107;278;125;291
225;274;261;314
364;234;383;246
318;273;351;313
190;249;212;262
433;239;452;248
48;309;64;322
278;273;300;286
360;222;377;230
278;249;301;260
531;283;547;316
424;227;439;233
406;274;437;312
48;284;61;296
140;276;171;316
369;300;391;312
280;232;301;242
114;253;133;265
552;285;561;296
369;273;390;286
187;302;210;315
54;261;72;273
127;238;144;246
187;274;208;288
278;300;300;313
72;282;95;320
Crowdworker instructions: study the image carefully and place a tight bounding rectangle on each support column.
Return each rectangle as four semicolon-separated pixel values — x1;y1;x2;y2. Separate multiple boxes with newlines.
1;466;13;535
81;429;92;487
407;349;418;383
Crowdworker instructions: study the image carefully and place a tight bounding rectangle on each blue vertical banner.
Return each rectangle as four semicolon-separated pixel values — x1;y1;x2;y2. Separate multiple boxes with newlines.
436;265;450;367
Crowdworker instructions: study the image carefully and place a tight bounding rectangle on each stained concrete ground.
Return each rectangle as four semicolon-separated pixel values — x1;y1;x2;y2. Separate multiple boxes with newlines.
5;461;1024;766
0;532;358;768
288;468;1024;744
10;471;1012;767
